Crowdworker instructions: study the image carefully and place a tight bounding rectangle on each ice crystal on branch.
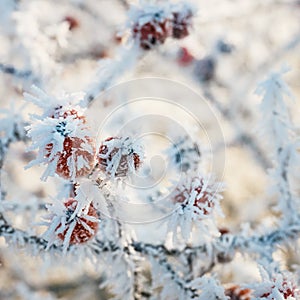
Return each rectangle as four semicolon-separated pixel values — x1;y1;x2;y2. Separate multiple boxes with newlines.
256;68;294;151
25;87;96;181
251;265;300;300
189;276;227;300
0;102;27;157
256;69;299;224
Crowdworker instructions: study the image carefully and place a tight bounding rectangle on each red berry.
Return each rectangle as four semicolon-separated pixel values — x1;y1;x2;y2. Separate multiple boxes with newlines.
225;285;251;300
173;177;216;216
51;107;85;121
45;136;95;179
260;280;297;299
64;16;79;30
98;137;142;178
133;16;172;50
219;227;230;236
177;47;194;66
45;109;95;180
172;9;193;39
56;199;98;245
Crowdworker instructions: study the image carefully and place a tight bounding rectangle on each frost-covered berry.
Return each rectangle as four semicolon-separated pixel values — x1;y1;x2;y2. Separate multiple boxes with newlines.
56;199;98;245
45;135;95;180
43;198;99;250
97;137;143;179
25;87;96;181
132;11;172;50
167;174;223;241
172;176;220;217
45;109;95;179
171;7;193;39
225;285;252;300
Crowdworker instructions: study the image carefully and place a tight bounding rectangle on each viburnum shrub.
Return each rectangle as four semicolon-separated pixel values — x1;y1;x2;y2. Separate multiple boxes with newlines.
0;1;300;300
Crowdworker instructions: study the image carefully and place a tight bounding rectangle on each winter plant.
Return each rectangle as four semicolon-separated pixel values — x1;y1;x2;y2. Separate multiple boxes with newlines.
0;0;300;299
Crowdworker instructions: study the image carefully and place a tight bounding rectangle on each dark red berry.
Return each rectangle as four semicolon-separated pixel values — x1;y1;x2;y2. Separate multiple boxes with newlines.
56;199;98;245
98;137;142;178
64;16;79;30
172;9;193;39
133;17;172;50
177;47;194;66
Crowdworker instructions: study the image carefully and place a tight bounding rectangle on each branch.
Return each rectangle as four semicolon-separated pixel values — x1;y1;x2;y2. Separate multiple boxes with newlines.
0;63;38;83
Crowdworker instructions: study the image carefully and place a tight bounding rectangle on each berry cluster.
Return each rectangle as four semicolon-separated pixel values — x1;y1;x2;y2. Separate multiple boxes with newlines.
25;88;145;248
132;4;194;50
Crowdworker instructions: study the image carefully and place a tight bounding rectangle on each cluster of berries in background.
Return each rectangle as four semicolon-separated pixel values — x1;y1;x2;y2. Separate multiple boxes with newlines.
131;3;194;50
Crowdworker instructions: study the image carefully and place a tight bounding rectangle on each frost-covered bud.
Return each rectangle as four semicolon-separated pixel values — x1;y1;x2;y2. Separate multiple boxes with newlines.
194;57;216;82
171;4;193;39
97;136;143;179
216;40;234;54
133;11;172;50
43;198;99;250
25;87;96;181
167;135;201;172
225;285;252;300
